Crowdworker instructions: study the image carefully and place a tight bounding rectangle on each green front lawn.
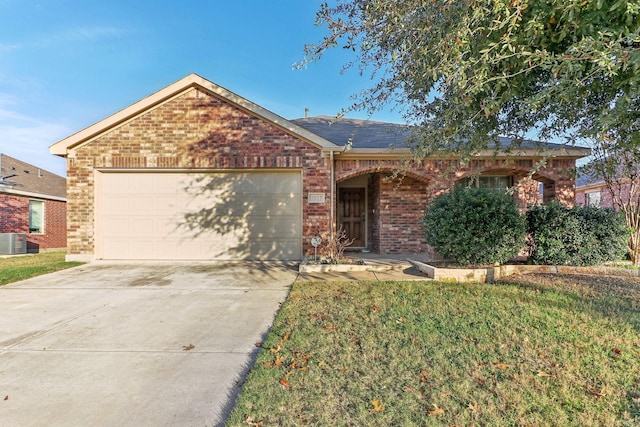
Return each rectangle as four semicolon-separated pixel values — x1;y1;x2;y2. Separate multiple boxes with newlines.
0;251;84;285
228;275;640;426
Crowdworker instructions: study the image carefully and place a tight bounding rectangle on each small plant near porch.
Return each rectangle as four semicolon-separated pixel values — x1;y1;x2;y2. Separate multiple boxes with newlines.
310;226;357;264
422;187;527;266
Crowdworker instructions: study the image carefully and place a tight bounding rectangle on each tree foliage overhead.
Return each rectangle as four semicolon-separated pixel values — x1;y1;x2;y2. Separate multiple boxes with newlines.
304;0;640;156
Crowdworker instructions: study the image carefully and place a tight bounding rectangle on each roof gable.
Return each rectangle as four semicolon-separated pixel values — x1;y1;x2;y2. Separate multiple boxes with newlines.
0;154;66;200
50;74;338;156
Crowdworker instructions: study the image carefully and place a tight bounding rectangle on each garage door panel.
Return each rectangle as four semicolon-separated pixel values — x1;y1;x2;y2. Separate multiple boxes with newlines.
96;172;301;260
247;217;301;237
198;195;300;217
101;196;132;214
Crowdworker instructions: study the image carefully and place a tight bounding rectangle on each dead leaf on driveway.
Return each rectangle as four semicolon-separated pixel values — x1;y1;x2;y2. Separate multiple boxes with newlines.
182;344;195;351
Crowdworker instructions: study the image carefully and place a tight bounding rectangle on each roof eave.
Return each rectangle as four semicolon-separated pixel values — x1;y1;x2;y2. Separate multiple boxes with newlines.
333;146;591;159
0;187;66;202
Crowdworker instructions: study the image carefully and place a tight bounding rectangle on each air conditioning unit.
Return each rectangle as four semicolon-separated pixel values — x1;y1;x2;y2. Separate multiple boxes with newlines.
0;233;28;255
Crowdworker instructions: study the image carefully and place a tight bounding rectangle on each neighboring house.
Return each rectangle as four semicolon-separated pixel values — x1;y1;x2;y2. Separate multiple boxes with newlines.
0;154;67;252
575;173;609;207
50;74;589;262
576;170;636;209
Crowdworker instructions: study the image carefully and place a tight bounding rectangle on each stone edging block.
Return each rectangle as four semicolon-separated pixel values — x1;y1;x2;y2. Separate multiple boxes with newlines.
409;260;639;283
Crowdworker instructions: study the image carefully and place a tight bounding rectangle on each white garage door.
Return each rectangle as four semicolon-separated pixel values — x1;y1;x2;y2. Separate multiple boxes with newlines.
95;171;302;260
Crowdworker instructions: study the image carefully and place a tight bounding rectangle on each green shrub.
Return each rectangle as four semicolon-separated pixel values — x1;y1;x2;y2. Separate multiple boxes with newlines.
421;187;527;266
526;203;629;265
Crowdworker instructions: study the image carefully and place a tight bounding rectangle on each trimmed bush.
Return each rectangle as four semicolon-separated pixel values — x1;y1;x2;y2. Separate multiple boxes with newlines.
421;187;527;266
526;202;629;265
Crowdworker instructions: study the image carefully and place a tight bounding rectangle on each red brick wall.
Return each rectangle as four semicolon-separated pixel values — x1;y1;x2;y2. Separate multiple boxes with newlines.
335;157;578;254
335;158;576;207
0;194;66;251
0;194;23;232
66;87;331;258
367;174;380;253
375;173;429;254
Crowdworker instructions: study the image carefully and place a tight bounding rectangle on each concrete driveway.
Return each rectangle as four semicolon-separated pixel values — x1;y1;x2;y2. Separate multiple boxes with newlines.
0;261;297;426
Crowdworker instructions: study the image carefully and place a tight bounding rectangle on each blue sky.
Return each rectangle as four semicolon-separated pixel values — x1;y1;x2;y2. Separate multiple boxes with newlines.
0;1;402;177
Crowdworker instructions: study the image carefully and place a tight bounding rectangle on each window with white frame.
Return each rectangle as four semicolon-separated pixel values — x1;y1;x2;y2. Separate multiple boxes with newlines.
585;191;601;207
457;175;513;191
29;200;44;233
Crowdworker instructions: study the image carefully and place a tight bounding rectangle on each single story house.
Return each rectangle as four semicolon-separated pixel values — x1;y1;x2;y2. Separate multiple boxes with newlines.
50;74;589;262
576;173;610;207
576;169;638;209
0;153;67;252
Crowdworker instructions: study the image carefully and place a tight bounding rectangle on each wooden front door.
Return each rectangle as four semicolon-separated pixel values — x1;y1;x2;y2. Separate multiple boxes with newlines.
338;187;366;247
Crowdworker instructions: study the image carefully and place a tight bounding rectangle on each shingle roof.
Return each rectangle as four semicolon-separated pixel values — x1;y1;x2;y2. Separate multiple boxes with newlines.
291;115;587;154
0;154;66;200
291;116;412;149
576;171;604;187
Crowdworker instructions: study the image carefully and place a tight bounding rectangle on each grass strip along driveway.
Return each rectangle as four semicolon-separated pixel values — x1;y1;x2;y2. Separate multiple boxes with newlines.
0;252;83;286
229;274;640;426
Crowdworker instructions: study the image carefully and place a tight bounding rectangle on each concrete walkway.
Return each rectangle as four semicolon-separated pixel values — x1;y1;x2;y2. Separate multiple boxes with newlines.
0;262;296;427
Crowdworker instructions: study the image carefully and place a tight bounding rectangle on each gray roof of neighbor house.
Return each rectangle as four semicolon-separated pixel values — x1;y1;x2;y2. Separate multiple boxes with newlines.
0;154;66;200
291;116;590;156
576;171;604;188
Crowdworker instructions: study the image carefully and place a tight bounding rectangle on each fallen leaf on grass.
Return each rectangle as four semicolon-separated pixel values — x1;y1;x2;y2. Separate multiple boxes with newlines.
420;370;429;383
244;416;264;426
323;325;339;330
537;370;553;377
182;344;195;351
474;377;487;386
493;362;511;370
587;385;608;399
279;378;291;388
371;399;385;412
274;355;285;367
428;404;444;416
269;342;283;353
283;331;291;341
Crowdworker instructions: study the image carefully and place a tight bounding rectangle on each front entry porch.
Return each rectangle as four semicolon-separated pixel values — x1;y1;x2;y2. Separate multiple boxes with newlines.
337;172;429;255
335;163;574;256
